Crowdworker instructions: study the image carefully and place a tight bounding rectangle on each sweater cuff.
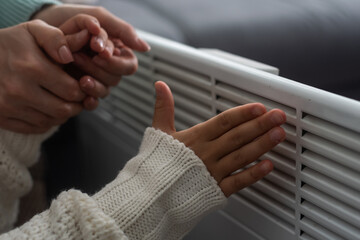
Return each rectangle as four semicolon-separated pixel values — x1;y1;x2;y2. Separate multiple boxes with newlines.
0;0;62;28
94;127;227;239
0;127;57;167
0;128;57;198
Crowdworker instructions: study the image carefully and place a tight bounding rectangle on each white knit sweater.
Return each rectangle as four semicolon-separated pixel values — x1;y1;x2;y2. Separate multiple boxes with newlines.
0;127;226;239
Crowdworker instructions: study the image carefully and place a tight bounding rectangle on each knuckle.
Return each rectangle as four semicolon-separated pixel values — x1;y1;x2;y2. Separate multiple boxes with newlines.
249;167;260;180
218;112;232;130
233;151;245;164
65;83;84;101
76;13;88;19
92;6;107;16
230;131;243;146
28;19;45;26
54;104;76;119
51;29;66;44
233;176;243;190
29;60;44;76
4;82;23;99
255;118;267;131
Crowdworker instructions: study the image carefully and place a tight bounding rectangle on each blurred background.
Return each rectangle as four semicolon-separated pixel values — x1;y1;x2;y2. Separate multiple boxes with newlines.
95;0;360;100
37;1;360;238
44;0;360;209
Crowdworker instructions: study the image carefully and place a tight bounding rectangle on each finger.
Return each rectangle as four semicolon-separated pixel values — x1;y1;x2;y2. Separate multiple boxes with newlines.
9;107;58;129
219;159;273;197
73;53;121;86
79;75;109;99
66;29;91;52
213;109;286;158
197;103;267;140
215;127;286;180
83;96;99;111
98;38;115;58
26;19;73;64
38;64;86;102
29;87;83;121
90;10;150;51
152;81;176;135
0;117;50;134
90;28;109;53
59;13;101;35
92;47;137;75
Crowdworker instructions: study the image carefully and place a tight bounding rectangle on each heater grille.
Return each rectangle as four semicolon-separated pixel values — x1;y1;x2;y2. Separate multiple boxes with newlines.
96;31;360;240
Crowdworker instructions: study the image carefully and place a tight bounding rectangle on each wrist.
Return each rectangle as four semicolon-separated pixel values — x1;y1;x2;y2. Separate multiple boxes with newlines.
32;4;62;26
93;128;226;239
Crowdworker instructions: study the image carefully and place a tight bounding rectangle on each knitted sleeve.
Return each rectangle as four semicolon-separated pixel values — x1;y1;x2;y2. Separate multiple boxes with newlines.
0;128;227;239
0;128;55;233
0;0;62;29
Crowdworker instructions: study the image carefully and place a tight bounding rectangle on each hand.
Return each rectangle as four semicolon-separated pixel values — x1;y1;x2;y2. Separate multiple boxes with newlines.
35;4;150;87
58;14;114;110
0;20;87;133
152;81;287;197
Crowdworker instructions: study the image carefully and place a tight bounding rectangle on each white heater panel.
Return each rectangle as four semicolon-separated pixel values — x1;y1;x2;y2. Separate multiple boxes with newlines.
95;30;360;240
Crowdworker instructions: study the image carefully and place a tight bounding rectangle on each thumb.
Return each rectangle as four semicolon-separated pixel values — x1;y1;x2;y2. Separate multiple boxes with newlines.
152;81;176;134
26;20;74;64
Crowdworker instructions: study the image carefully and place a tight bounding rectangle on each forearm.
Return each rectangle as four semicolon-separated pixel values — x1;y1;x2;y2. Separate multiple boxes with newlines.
1;128;226;239
0;0;61;28
93;128;227;239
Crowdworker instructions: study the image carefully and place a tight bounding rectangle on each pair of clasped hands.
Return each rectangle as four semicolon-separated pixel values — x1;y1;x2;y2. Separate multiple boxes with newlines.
0;5;287;197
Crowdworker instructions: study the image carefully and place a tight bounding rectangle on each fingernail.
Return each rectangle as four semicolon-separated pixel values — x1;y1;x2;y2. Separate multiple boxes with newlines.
58;45;73;63
82;78;95;89
271;112;285;125
270;128;285;143
96;37;105;50
136;38;151;51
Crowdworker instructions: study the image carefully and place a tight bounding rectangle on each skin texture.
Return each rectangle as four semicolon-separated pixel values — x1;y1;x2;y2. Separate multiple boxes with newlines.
152;81;287;197
34;4;150;87
0;4;150;134
0;20;87;133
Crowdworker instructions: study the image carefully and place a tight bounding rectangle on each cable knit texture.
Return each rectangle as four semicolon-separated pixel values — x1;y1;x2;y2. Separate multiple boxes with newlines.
0;128;55;232
0;0;61;29
0;128;226;239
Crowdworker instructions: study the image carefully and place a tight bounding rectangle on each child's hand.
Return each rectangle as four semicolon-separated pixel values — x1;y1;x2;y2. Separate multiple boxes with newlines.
57;14;138;110
57;14;113;110
59;14;138;87
35;5;144;90
152;81;286;197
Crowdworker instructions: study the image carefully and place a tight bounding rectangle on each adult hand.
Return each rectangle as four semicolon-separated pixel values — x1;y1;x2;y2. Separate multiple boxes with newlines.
0;19;101;133
58;13;115;110
34;4;150;88
152;81;287;197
